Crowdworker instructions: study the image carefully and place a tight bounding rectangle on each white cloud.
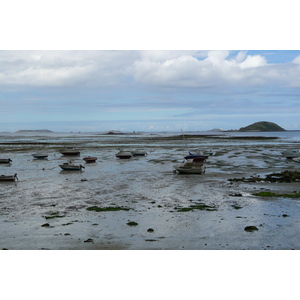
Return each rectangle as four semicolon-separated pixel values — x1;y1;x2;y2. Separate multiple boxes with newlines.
239;55;267;69
1;50;300;89
293;55;300;64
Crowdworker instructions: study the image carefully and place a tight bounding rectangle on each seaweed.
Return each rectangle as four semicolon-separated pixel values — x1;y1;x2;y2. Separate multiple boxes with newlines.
86;206;131;212
175;202;218;212
229;171;300;183
253;191;300;198
43;212;66;219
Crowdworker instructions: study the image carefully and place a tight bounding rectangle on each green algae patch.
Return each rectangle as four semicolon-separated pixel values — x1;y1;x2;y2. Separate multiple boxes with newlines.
87;206;131;212
229;171;300;183
253;191;300;198
175;202;218;212
43;212;66;219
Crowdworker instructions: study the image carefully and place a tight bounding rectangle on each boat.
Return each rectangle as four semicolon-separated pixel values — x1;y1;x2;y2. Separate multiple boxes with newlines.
173;159;206;174
0;158;12;164
184;152;208;162
292;157;300;163
32;153;48;159
83;156;97;163
59;163;85;170
131;150;147;156
116;150;133;159
60;148;80;156
202;150;215;156
282;150;300;159
0;173;18;181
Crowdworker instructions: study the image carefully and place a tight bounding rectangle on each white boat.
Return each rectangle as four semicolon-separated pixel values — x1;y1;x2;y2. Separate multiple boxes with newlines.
32;153;48;159
292;157;300;163
173;159;206;174
202;150;215;156
59;163;85;170
282;150;300;159
116;150;133;159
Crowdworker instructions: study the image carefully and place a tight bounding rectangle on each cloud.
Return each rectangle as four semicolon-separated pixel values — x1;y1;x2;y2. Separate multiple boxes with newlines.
2;50;300;91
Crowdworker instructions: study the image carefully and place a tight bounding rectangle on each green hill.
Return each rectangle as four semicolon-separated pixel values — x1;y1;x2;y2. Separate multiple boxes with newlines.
239;121;285;132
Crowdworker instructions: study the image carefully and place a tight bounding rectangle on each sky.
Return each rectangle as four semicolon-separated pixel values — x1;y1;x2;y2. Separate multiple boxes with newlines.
1;1;300;133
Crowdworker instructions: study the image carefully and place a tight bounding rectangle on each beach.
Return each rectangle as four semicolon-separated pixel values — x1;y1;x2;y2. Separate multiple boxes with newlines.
1;131;300;250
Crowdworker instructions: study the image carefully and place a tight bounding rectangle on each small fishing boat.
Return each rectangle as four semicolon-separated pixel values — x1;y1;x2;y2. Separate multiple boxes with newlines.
32;153;48;159
0;158;12;164
202;150;215;156
59;163;85;170
282;150;300;159
60;148;80;156
0;173;18;181
83;156;97;163
184;152;208;162
116;150;133;159
173;160;206;174
131;150;147;156
292;157;300;163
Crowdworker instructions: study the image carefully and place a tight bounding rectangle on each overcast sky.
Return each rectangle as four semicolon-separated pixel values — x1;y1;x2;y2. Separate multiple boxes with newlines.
1;2;299;133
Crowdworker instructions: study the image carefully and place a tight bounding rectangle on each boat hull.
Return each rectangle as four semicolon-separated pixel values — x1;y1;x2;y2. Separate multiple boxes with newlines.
32;154;48;159
116;151;132;159
60;152;80;156
83;157;97;163
0;159;12;164
0;174;18;181
59;164;84;170
282;150;300;159
174;162;206;174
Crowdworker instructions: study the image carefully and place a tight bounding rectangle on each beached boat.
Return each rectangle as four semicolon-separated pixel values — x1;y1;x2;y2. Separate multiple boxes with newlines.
60;148;80;156
116;150;133;159
282;150;300;159
59;163;85;170
131;150;147;156
0;173;18;181
184;152;208;162
173;160;206;174
32;153;48;159
0;158;12;164
83;156;97;163
202;150;215;156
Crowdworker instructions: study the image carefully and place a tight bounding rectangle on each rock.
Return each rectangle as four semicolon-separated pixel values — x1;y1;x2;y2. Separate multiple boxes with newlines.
147;228;154;232
127;221;138;226
84;238;94;243
229;193;243;197
41;223;50;227
244;226;259;232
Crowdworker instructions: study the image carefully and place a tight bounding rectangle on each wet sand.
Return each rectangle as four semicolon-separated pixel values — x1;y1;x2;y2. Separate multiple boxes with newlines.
1;133;300;250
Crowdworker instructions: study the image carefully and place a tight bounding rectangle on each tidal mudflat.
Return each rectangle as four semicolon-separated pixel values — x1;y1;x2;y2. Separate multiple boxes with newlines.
1;131;300;250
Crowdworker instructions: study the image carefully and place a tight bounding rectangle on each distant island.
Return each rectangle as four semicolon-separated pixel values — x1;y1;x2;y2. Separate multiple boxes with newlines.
238;121;285;132
15;129;53;133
